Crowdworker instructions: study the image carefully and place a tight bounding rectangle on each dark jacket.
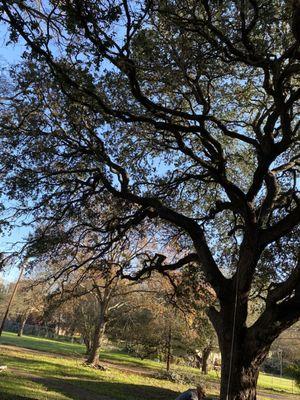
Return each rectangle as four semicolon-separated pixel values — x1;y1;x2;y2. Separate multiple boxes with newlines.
175;389;199;400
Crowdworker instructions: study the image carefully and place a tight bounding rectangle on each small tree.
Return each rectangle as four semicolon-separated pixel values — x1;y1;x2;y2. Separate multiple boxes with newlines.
43;254;130;367
11;279;45;336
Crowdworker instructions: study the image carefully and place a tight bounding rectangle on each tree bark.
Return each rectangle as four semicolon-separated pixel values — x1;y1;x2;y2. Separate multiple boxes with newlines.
201;343;212;374
211;302;270;400
86;304;106;367
219;347;261;400
55;312;62;337
212;286;300;399
166;325;172;372
17;313;29;337
83;336;92;355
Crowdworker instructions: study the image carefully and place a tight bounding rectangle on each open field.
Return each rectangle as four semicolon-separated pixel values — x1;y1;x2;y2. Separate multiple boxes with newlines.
0;332;299;400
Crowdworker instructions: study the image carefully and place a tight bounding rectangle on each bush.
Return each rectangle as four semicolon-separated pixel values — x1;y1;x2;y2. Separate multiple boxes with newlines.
261;355;282;375
154;370;202;385
286;363;300;386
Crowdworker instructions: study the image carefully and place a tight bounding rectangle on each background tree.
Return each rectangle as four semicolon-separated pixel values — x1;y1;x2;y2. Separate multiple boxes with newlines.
12;279;45;337
43;249;136;367
109;273;216;372
109;292;185;368
0;264;24;336
0;1;299;399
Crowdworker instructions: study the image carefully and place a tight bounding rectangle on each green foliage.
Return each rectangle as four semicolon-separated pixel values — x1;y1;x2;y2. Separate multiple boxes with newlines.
0;0;298;283
286;363;300;387
154;370;203;386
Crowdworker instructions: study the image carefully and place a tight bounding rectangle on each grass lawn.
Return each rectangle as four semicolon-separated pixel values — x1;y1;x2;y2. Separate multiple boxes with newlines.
0;332;299;400
0;332;86;357
0;332;197;400
0;341;187;400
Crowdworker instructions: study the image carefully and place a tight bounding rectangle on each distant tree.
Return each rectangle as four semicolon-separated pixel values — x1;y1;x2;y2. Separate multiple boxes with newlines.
13;279;45;337
109;292;190;369
171;265;217;374
191;319;216;375
0;275;46;336
0;1;300;399
0;264;24;336
44;253;132;368
84;270;124;367
0;279;5;302
109;275;214;371
110;302;162;360
264;322;300;375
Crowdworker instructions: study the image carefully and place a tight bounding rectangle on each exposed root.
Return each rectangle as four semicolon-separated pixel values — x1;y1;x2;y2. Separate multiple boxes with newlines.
83;362;107;371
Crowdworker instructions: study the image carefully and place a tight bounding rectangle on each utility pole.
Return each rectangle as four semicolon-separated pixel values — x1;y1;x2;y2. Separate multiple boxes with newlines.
278;349;283;377
0;263;25;337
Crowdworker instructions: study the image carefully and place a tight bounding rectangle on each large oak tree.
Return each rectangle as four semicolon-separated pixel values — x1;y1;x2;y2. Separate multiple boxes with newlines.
0;1;299;399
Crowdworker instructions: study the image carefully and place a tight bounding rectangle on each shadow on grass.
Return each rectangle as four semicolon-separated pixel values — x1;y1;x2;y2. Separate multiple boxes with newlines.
30;376;181;400
0;353;181;399
1;333;160;370
99;351;161;370
0;394;32;400
0;353;104;381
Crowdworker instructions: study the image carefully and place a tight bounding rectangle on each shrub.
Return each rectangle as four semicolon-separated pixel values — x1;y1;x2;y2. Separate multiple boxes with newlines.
286;363;300;386
154;370;202;385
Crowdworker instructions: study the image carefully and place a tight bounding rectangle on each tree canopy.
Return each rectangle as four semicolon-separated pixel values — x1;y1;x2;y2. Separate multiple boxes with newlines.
0;1;299;399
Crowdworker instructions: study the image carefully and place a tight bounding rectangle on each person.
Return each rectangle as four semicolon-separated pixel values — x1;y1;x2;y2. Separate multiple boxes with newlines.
175;386;206;400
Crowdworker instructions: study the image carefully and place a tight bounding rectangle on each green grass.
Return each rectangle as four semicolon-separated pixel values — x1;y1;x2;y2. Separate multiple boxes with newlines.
0;333;189;400
0;332;299;399
0;331;85;357
0;372;70;400
257;372;299;393
0;346;186;400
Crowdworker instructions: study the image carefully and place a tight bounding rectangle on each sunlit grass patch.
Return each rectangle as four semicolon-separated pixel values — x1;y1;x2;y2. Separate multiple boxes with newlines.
0;331;85;357
0;370;70;400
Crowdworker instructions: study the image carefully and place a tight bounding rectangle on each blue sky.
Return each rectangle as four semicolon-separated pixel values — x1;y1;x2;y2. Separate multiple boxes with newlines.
0;24;27;282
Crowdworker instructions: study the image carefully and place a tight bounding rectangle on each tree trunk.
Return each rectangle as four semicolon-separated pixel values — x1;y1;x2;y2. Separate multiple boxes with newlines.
209;299;270;400
55;312;62;337
215;318;270;400
195;352;202;369
83;335;92;355
201;343;212;374
219;337;272;400
86;305;106;367
166;325;172;372
17;314;28;337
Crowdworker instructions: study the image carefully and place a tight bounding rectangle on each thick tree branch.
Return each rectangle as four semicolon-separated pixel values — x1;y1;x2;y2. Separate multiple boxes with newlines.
266;255;300;305
260;204;300;246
